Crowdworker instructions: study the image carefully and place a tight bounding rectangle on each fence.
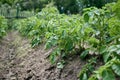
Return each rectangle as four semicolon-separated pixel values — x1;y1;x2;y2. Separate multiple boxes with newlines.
0;7;34;19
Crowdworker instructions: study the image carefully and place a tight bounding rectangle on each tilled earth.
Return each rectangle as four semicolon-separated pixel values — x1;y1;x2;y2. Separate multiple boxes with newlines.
0;31;86;80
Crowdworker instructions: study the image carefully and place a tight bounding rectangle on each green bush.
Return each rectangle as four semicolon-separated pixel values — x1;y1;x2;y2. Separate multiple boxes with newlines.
0;16;8;38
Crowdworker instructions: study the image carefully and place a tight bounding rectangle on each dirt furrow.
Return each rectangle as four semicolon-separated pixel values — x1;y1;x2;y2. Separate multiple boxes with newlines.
0;31;84;80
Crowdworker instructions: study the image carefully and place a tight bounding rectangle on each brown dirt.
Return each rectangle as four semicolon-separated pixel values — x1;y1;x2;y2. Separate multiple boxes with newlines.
0;31;86;80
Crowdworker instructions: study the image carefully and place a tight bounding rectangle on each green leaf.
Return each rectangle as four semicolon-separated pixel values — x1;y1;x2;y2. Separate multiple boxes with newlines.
94;9;100;16
116;49;120;54
103;52;111;63
45;36;58;49
80;50;89;59
84;13;89;22
80;73;88;80
45;41;51;49
88;37;100;46
49;53;56;64
112;64;120;76
102;69;115;80
88;75;98;80
31;36;41;47
65;39;74;51
108;45;117;52
57;61;65;69
99;45;107;54
83;73;88;80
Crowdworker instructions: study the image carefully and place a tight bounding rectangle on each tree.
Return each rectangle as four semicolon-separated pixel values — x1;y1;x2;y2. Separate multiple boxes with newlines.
53;0;117;14
0;0;15;5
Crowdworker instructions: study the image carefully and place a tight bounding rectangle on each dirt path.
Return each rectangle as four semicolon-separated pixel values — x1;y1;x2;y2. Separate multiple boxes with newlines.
0;31;85;80
0;31;18;80
0;31;33;80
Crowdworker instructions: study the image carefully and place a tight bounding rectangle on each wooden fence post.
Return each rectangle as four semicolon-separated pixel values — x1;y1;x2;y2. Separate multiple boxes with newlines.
16;3;20;18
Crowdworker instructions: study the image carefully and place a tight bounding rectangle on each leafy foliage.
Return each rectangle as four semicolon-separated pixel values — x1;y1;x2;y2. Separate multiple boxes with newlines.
89;58;120;80
78;57;97;80
12;1;120;79
0;16;8;38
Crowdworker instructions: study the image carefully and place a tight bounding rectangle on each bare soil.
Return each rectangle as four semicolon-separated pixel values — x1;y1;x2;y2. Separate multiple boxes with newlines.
0;31;86;80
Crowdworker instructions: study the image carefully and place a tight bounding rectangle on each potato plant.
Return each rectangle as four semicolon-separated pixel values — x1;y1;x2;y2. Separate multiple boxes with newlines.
12;1;120;79
0;16;8;38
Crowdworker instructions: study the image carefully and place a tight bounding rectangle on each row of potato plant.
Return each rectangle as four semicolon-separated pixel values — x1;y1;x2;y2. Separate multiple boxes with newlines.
12;1;120;80
0;16;8;38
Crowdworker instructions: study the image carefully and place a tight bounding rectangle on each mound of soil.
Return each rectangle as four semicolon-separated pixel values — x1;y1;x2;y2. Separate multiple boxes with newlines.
0;31;87;80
